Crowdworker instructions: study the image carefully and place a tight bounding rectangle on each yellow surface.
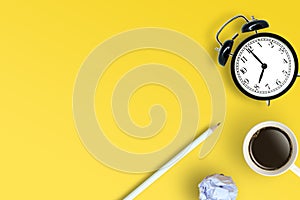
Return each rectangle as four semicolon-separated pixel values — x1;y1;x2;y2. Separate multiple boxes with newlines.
1;1;300;199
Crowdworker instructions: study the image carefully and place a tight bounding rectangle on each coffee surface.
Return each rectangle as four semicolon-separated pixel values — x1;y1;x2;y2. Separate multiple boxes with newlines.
249;127;292;170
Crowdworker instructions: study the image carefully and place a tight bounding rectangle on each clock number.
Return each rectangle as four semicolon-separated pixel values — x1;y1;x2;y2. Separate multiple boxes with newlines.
279;47;284;54
241;56;247;63
254;84;260;91
283;58;288;64
240;67;247;74
243;78;249;84
257;42;262;47
276;79;281;85
248;45;254;51
282;70;288;76
268;42;274;48
246;48;252;54
265;83;270;90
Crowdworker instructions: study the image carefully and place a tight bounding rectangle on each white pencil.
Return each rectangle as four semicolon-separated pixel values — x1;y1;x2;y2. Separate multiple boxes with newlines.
123;123;221;200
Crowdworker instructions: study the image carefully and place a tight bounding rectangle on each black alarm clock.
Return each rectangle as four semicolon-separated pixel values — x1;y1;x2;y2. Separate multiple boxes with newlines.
215;15;299;106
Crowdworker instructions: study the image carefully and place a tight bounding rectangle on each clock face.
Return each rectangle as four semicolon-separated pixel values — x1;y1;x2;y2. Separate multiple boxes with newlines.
231;33;298;100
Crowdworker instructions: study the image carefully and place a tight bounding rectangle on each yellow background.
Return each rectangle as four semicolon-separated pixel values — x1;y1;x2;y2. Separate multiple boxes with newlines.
1;0;300;199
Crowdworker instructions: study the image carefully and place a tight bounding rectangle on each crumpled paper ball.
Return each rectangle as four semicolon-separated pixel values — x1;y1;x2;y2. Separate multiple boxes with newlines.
198;174;238;200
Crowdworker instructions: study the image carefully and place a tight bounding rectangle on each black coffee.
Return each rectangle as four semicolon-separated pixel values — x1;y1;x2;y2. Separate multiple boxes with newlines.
249;126;292;170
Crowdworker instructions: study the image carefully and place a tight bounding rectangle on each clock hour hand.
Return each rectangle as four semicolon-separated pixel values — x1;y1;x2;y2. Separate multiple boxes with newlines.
258;64;267;83
247;48;264;65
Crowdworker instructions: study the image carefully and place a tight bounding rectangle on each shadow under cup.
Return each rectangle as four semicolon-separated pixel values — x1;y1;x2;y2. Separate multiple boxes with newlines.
243;121;299;176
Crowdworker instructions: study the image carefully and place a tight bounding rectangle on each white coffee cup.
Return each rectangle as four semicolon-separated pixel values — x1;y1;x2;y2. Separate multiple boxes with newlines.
243;121;300;177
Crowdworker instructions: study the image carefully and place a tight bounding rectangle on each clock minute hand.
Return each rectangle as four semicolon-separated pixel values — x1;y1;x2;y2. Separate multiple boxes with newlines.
248;48;264;65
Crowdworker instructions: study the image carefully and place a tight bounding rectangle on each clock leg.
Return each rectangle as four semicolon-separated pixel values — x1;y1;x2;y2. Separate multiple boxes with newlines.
266;100;270;106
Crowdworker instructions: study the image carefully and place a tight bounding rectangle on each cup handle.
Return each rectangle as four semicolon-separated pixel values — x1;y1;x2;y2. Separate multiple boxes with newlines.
290;164;300;177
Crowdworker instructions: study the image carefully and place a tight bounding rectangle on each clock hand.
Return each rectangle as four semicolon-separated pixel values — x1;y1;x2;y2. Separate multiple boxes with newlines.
247;48;264;65
247;48;268;83
258;69;265;83
258;63;267;83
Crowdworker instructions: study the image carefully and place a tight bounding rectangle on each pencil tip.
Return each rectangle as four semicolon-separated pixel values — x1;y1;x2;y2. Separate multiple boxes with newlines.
211;122;221;131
